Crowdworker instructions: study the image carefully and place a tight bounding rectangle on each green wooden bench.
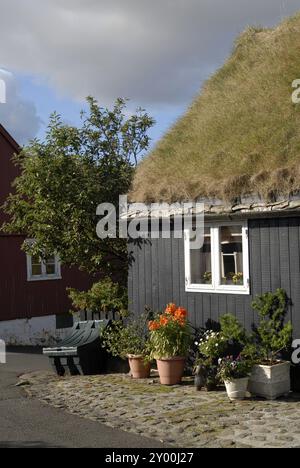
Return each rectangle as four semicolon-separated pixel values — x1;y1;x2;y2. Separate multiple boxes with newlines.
43;320;109;376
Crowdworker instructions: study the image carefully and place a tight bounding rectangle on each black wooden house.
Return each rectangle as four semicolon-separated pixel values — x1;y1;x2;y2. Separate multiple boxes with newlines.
128;202;300;335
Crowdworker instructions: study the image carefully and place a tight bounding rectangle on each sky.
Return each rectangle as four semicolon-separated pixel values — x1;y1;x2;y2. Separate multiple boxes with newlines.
0;0;299;147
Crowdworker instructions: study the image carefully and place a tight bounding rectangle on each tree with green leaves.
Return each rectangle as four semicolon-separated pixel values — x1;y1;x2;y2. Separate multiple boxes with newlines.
2;97;154;288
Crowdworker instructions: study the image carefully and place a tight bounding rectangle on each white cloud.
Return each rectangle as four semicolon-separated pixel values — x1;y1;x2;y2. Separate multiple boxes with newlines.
0;0;299;116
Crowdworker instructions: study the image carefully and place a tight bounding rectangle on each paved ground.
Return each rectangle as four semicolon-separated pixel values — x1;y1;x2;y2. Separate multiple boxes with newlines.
0;352;167;448
21;370;300;448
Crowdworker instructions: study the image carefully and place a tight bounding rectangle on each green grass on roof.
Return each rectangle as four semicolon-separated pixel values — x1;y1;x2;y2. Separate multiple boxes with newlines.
131;12;300;203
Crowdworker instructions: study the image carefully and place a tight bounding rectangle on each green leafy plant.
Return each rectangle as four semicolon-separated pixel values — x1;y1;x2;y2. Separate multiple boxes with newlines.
218;355;253;382
148;304;192;359
68;277;127;317
198;314;250;360
100;312;151;361
219;314;247;345
203;271;212;284
196;330;228;387
252;288;293;365
232;272;243;285
198;330;228;360
195;314;255;387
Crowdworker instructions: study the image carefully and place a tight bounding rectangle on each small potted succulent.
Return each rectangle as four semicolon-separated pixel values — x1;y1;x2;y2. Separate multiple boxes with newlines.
249;289;293;400
218;355;253;401
148;303;192;385
101;313;152;379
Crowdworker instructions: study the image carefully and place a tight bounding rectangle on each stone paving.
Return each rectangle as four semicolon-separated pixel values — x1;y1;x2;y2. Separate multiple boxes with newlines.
19;371;300;448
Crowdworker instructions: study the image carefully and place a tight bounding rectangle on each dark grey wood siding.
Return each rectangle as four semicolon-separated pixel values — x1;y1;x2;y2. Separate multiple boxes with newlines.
128;217;300;336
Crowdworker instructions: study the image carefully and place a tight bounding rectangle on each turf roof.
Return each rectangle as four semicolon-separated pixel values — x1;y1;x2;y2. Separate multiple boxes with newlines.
131;12;300;204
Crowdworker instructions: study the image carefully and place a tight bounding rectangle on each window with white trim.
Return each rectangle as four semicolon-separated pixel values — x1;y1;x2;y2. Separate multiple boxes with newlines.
26;253;62;281
184;221;250;295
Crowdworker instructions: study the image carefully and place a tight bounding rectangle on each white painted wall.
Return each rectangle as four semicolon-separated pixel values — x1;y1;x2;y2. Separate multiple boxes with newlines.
0;315;71;346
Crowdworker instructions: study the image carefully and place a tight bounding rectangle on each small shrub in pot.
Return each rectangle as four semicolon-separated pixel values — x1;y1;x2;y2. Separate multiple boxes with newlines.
101;312;152;379
249;289;293;399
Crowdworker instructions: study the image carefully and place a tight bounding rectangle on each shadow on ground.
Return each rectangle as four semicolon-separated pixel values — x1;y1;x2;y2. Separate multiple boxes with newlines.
0;441;63;448
7;346;43;355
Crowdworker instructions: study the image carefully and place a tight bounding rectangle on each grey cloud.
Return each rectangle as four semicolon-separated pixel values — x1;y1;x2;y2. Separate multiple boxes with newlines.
0;0;299;111
0;70;41;144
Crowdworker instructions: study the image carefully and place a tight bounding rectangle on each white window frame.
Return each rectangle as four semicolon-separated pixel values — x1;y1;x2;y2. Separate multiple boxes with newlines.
184;220;250;295
26;253;62;282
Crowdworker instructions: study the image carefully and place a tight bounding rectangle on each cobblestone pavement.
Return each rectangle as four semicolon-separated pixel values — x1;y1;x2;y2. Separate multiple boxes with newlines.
20;371;300;448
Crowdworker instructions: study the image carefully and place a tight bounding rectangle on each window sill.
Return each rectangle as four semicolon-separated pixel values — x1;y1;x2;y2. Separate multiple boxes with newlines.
186;285;250;295
27;276;62;282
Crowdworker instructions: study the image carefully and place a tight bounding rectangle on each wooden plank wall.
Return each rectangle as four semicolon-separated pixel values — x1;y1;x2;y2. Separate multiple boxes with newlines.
128;217;300;335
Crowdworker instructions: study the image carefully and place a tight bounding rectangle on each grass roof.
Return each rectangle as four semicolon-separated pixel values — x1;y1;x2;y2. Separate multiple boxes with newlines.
130;12;300;203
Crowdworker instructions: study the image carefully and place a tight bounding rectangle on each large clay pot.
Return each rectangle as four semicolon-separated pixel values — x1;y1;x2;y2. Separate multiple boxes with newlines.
156;357;185;385
249;361;290;400
224;377;249;401
128;355;151;379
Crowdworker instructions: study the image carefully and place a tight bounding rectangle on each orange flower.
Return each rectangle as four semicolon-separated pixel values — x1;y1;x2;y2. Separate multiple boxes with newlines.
148;320;160;331
173;316;185;326
159;315;169;326
175;307;187;319
165;303;177;315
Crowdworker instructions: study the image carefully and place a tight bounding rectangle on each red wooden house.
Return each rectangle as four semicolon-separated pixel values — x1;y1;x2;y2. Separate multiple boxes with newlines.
0;124;92;346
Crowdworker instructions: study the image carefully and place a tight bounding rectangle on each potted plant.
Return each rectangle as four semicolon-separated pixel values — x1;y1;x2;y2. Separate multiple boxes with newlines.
148;303;192;385
232;272;243;285
101;313;152;379
218;355;253;401
249;289;293;400
196;330;227;390
203;271;212;284
194;314;251;391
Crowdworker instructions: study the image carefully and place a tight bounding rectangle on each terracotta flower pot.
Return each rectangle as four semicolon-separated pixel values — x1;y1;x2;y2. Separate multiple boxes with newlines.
128;355;151;379
156;357;185;385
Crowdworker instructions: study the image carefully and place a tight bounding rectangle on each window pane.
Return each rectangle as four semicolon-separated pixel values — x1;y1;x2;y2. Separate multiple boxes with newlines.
45;256;56;275
220;225;243;285
46;264;56;275
45;255;55;263
190;228;212;284
32;264;42;276
31;255;42;276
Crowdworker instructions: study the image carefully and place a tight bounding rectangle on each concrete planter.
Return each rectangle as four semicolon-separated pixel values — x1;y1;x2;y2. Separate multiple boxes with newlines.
127;355;151;379
224;377;249;401
249;361;291;400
